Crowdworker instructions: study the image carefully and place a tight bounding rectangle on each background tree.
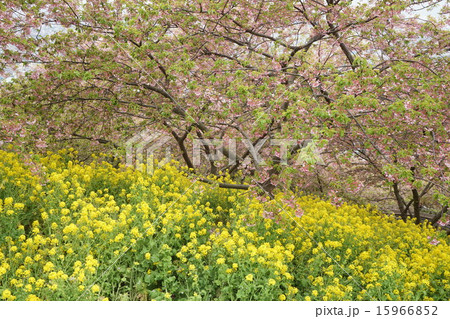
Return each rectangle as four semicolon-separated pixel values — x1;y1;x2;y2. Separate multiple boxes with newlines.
1;0;449;225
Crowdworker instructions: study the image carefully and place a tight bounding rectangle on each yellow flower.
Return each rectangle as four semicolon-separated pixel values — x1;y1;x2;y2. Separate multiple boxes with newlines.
114;233;125;242
26;294;41;301
216;258;226;265
1;289;16;301
14;203;25;210
279;294;286;301
63;223;78;234
245;274;254;282
10;278;19;286
268;279;276;286
43;261;54;272
91;285;100;293
131;227;141;238
283;272;293;280
48;284;58;291
4;197;13;206
145;253;151;260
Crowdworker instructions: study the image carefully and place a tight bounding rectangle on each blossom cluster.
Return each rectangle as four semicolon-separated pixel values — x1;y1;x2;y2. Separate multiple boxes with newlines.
0;148;448;300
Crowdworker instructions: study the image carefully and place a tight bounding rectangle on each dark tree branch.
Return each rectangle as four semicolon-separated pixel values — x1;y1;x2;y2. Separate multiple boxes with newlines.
67;133;119;148
199;178;249;190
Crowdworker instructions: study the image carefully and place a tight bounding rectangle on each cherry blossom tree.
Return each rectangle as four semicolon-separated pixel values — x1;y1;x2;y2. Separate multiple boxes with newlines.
1;0;449;225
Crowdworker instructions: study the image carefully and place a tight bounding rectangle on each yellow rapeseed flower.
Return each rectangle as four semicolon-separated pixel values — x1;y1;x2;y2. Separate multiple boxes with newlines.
4;197;13;206
1;289;16;301
26;294;41;301
91;285;100;293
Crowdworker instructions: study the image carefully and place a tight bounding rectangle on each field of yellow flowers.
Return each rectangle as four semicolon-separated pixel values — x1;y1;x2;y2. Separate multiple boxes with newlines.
0;148;449;301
